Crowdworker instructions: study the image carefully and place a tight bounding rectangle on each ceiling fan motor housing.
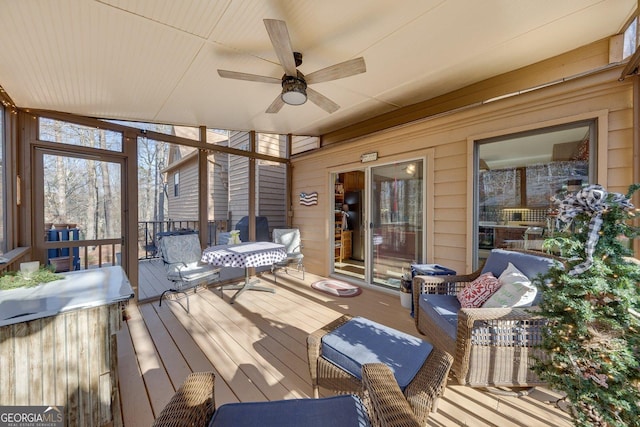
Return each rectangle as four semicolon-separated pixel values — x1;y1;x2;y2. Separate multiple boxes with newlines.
281;72;307;105
217;21;365;113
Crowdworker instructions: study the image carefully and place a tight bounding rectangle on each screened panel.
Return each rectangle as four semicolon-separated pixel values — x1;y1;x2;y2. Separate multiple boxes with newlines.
257;160;287;232
40;118;122;152
43;153;122;240
256;133;286;158
102;119;200;141
292;135;319;155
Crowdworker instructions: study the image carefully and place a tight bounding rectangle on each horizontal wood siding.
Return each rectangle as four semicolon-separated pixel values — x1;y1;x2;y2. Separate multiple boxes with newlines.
257;133;286;158
291;135;319;155
258;161;287;230
256;134;286;232
228;132;250;227
208;151;229;222
167;160;199;221
288;155;332;274
292;61;635;278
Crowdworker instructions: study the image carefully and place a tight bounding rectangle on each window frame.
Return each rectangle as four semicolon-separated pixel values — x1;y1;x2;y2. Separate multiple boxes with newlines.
471;118;599;269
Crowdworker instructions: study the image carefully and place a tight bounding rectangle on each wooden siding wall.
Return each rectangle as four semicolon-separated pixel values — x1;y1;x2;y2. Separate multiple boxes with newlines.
166;160;199;221
208;150;230;222
228;131;250;228
166;133;288;232
258;161;286;230
292;135;320;155
291;66;635;278
257;133;286;157
256;132;287;231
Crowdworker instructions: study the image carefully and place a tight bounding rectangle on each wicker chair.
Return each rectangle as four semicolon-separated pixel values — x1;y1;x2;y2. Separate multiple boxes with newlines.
412;249;561;394
307;314;453;426
151;371;216;427
153;366;421;427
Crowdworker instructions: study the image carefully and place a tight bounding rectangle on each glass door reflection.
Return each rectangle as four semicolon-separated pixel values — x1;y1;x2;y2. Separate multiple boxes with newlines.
370;160;423;289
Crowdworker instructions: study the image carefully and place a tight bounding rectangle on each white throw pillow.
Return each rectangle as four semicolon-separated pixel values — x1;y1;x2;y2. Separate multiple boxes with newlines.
498;262;529;286
482;262;537;308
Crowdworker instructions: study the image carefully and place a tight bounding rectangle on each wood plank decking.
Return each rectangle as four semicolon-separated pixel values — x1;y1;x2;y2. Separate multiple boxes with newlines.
137;258;173;301
118;269;573;427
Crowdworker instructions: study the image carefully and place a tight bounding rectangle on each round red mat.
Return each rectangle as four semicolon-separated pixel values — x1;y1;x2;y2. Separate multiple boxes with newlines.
311;279;362;297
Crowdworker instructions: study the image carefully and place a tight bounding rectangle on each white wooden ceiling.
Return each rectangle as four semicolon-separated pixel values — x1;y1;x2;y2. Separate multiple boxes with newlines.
0;0;635;136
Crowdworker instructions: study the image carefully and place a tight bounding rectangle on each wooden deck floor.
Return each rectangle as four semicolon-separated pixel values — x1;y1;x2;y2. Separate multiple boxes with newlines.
137;258;173;301
117;269;573;427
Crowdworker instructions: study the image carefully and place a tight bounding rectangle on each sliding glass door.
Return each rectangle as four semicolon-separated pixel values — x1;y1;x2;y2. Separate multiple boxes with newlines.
369;160;424;289
332;159;425;290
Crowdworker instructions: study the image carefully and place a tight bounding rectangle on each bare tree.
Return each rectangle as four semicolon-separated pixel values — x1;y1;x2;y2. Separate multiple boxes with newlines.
98;130;114;237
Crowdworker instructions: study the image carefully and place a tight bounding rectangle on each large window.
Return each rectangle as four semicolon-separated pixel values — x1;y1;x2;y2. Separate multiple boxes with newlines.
475;121;595;265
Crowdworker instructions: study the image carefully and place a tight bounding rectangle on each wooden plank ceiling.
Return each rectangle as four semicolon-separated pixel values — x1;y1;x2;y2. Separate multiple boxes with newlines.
0;0;635;136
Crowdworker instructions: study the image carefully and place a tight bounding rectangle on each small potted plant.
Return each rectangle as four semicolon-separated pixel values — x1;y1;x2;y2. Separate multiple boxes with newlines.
229;230;242;244
400;270;412;309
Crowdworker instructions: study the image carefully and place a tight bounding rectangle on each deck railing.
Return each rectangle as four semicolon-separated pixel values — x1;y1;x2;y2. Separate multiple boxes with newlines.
44;238;122;271
36;221;227;274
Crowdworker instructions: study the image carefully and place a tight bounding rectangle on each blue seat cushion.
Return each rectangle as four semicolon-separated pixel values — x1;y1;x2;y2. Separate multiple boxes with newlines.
320;317;433;390
208;395;371;427
418;294;460;341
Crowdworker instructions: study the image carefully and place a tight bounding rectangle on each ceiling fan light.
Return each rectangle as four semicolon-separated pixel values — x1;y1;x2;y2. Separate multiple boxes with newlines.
281;76;307;105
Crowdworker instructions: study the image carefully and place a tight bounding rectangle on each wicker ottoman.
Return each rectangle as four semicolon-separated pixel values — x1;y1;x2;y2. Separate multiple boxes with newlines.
307;314;453;426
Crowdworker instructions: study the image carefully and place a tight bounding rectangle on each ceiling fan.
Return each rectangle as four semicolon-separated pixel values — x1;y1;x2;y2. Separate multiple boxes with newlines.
217;19;366;114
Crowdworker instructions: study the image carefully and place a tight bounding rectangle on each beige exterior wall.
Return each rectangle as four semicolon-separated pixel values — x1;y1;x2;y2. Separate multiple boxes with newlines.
167;160;199;220
208;151;230;222
166;131;288;231
291;66;635;279
256;133;287;231
257;161;287;229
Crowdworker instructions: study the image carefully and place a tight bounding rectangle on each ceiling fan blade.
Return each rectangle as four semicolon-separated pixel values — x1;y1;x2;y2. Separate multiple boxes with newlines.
263;19;298;77
307;87;340;113
266;95;285;114
217;69;281;84
305;57;366;85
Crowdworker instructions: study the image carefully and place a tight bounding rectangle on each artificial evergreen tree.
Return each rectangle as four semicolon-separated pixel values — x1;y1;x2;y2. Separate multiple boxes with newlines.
532;184;640;427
